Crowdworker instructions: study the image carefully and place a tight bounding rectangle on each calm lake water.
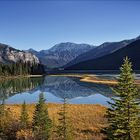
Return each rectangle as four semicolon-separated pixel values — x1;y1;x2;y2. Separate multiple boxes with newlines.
1;74;139;106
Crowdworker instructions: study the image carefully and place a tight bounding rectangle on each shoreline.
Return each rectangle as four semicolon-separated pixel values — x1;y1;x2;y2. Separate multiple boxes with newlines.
0;74;43;81
48;74;83;78
5;102;106;107
0;73;140;85
80;75;140;85
48;74;140;85
80;76;118;85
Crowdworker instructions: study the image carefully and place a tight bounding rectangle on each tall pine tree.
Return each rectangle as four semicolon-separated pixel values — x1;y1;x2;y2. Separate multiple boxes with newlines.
0;100;6;138
106;57;140;140
20;101;29;129
32;93;52;140
0;100;12;139
57;98;73;140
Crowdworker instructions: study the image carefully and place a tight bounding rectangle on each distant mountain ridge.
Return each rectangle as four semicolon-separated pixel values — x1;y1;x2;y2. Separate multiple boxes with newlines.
66;39;140;70
65;36;140;67
27;35;140;69
27;42;95;68
0;43;39;64
1;35;139;71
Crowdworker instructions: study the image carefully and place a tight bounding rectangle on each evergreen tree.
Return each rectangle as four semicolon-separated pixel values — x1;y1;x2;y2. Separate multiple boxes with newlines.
13;63;17;76
0;100;9;139
57;98;73;140
0;64;2;76
0;61;45;76
0;100;5;117
0;100;5;139
24;62;29;75
32;93;52;140
106;57;140;140
20;101;29;129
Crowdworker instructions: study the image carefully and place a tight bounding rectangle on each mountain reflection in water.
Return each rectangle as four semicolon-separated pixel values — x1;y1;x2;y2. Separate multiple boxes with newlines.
0;76;114;106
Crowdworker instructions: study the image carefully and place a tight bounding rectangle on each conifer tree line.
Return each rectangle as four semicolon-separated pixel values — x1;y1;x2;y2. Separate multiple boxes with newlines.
0;61;45;76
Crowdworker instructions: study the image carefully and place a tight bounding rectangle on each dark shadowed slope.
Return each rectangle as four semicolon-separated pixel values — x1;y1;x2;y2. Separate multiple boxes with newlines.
65;37;140;67
66;39;140;70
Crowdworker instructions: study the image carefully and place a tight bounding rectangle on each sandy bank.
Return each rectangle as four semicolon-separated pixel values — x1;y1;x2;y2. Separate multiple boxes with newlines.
48;74;140;85
80;76;118;85
80;75;140;85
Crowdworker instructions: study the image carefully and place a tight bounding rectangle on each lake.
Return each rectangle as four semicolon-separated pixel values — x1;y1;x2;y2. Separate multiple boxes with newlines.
1;74;139;106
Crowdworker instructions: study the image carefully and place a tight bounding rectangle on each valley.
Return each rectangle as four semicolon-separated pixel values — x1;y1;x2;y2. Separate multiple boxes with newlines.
0;35;140;140
1;1;140;139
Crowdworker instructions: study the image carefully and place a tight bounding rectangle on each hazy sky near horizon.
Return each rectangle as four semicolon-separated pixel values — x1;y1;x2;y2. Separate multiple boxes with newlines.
0;0;140;51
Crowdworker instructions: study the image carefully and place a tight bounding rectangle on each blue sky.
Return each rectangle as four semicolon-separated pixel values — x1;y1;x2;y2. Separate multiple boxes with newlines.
0;0;140;51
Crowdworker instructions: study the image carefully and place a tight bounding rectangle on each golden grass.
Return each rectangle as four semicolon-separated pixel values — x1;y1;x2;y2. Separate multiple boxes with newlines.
80;76;117;85
6;103;107;140
80;75;140;85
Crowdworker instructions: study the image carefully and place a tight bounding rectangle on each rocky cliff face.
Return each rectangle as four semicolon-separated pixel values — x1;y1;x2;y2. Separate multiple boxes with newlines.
0;43;39;64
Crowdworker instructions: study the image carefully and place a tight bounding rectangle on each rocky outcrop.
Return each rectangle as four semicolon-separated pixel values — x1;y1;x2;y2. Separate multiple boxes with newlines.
0;43;39;64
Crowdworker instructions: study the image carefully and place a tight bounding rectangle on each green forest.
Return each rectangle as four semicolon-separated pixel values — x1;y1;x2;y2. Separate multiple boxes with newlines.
0;62;45;76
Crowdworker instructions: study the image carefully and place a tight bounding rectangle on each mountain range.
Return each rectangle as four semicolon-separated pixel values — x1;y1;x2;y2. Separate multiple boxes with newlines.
27;42;95;68
27;35;140;70
1;35;140;71
65;37;140;67
66;39;140;70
